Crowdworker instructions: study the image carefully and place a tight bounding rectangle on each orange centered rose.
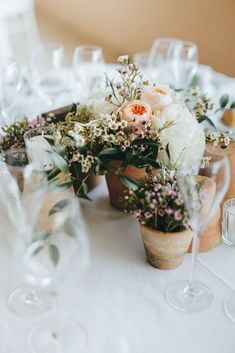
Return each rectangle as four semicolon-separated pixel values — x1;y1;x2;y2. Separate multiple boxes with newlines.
154;88;167;95
131;104;147;115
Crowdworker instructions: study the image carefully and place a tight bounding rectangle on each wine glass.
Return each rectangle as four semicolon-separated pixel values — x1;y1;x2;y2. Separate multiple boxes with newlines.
165;154;230;312
224;291;235;323
173;41;198;90
148;37;182;86
0;149;51;316
72;45;105;98
148;38;198;90
26;197;90;353
31;43;66;106
0;58;21;125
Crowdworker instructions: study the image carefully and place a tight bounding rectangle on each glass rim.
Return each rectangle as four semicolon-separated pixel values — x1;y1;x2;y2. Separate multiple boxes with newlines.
224;198;235;212
23;126;55;140
73;45;103;54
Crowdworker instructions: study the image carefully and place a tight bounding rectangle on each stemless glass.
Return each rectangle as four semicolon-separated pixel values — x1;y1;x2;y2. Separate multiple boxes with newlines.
166;155;230;312
72;45;105;98
24;126;55;171
31;43;66;106
0;58;21;125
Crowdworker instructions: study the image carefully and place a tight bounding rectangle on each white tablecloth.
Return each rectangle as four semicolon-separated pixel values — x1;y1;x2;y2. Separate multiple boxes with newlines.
1;177;235;353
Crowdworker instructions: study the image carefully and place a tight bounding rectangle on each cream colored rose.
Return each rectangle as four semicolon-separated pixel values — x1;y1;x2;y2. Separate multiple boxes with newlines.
118;100;152;124
141;87;172;111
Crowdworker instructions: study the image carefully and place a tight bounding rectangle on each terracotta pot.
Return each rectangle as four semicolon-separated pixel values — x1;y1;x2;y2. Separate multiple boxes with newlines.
105;160;153;211
140;224;193;270
222;108;235;127
7;165;24;192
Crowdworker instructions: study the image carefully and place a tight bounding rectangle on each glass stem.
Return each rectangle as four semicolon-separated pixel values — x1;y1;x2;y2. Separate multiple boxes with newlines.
188;231;200;289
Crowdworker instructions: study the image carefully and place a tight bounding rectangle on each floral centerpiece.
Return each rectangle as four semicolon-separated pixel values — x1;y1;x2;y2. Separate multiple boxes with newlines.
52;55;205;209
122;171;203;269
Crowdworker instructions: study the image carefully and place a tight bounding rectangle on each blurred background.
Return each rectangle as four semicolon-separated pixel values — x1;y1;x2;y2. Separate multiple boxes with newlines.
0;0;234;76
35;0;235;76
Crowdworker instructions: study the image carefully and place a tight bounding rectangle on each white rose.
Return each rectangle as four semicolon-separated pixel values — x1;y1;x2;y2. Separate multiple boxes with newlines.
141;86;172;112
86;88;118;115
153;103;205;169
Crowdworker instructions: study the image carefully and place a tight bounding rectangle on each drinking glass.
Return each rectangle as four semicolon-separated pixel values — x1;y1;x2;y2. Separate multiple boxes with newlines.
148;38;182;86
72;45;105;98
224;292;235;323
0;58;21;125
24;126;55;171
26;197;89;353
222;198;235;246
31;43;66;106
174;41;198;90
148;38;198;90
165;155;230;312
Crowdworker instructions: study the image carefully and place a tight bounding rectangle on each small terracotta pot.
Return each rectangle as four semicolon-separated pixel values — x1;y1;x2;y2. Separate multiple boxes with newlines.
140;224;193;270
105;160;152;211
7;165;24;192
222;109;235;127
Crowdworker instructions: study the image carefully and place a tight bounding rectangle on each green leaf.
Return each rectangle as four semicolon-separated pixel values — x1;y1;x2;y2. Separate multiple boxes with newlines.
32;245;44;256
49;199;70;216
131;158;160;169
131;139;159;147
48;167;61;180
63;220;76;238
220;94;229;109
57;180;73;189
230;102;235;109
119;176;140;190
49;244;60;266
71;103;77;115
166;143;170;159
99;148;120;157
50;152;69;173
197;115;215;127
32;231;50;242
44;136;55;146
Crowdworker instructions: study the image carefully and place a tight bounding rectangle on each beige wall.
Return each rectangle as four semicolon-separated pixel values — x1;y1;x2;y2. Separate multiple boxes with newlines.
35;0;235;76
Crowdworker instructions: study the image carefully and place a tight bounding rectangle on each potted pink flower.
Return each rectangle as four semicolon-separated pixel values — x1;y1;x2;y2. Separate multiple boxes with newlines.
123;172;196;269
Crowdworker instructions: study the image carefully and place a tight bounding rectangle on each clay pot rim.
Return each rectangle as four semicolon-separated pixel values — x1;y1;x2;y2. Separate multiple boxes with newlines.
139;223;191;237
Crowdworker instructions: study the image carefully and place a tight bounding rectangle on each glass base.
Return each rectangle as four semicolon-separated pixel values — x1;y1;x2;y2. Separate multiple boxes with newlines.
224;291;235;323
165;280;213;312
8;285;52;317
27;317;88;353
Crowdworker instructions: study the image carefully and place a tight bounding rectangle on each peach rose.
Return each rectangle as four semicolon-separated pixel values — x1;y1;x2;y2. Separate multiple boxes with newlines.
141;87;172;111
118;100;152;124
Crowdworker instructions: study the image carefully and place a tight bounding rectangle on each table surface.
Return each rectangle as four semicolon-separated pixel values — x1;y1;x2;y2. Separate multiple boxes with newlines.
1;177;235;353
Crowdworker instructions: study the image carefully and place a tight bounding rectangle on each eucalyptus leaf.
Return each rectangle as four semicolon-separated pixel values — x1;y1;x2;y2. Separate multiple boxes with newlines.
230;102;235;109
48;167;61;180
49;244;60;266
166;143;171;159
50;152;69;173
32;230;50;242
119;176;140;190
49;199;70;216
99;148;120;156
220;94;229;109
131;139;159;147
197;115;215;127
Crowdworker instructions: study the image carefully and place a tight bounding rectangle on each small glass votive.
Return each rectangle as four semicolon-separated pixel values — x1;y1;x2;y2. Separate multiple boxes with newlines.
222;198;235;246
24;126;54;171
